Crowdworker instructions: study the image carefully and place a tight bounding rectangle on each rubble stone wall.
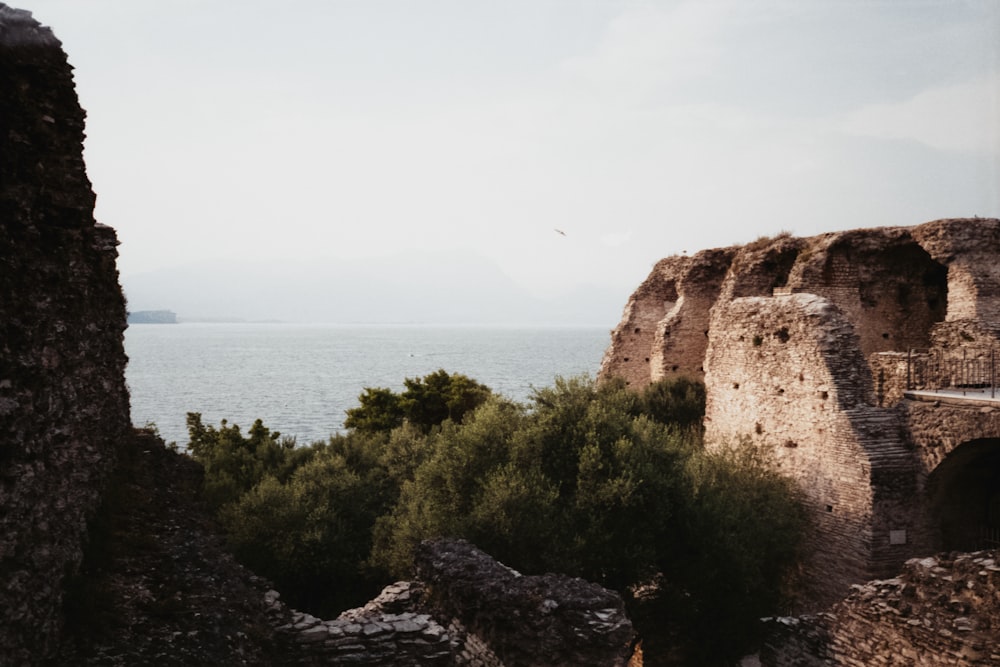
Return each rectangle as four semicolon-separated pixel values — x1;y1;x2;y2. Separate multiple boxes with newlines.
0;6;132;663
762;550;1000;666
271;540;636;667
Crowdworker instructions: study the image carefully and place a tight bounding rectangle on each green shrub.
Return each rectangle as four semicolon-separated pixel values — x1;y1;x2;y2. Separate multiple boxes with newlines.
344;369;491;434
190;372;806;663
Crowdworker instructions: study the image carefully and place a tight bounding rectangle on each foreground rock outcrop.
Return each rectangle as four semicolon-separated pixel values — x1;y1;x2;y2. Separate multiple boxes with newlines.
414;539;636;667
0;5;131;663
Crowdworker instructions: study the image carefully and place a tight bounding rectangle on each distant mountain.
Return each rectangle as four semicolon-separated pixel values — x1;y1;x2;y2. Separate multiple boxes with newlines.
121;254;628;327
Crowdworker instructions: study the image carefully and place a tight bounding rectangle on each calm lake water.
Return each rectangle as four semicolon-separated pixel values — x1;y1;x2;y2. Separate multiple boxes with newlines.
124;323;611;445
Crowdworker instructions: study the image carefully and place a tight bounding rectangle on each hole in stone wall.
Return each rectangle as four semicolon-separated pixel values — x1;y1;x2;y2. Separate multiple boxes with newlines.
798;372;804;381
775;327;790;343
623;357;630;362
826;505;834;513
704;330;709;337
783;440;798;448
777;387;785;395
819;391;829;400
634;327;641;334
671;365;679;372
755;422;763;435
733;382;740;390
644;357;650;362
752;335;763;347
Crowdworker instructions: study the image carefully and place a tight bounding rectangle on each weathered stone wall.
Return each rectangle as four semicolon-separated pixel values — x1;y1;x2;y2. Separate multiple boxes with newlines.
599;256;688;387
414;539;635;667
762;550;1000;666
600;219;997;393
649;247;733;382
0;6;131;663
602;217;1000;611
704;294;915;606
782;228;948;356
900;400;1000;555
912;219;1000;332
271;540;636;667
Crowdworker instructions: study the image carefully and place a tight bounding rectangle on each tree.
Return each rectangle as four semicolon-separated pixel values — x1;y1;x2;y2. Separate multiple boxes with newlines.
344;369;492;434
185;412;313;508
219;449;387;614
343;387;404;432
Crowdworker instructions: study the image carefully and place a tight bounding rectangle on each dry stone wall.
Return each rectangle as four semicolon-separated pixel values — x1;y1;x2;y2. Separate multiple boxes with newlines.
270;540;636;667
762;550;1000;666
0;6;131;663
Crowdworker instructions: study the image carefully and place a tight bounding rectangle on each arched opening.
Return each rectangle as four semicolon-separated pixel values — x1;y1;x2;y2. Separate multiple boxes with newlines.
926;439;1000;551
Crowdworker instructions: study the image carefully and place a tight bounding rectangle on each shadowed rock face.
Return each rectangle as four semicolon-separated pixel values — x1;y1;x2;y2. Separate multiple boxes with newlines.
0;5;131;663
414;539;636;667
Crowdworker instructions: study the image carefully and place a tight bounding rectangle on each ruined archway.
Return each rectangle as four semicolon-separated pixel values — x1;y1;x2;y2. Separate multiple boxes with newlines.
925;438;1000;551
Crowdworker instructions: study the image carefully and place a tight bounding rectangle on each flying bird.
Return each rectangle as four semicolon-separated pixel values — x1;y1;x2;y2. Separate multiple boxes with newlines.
554;228;567;236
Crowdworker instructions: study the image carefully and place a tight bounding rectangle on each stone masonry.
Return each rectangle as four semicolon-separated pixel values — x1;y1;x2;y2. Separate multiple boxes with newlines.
761;550;1000;666
268;539;636;667
600;219;1000;614
0;6;132;664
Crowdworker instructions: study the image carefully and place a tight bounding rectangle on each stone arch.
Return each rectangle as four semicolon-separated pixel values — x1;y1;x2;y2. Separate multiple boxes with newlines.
924;438;1000;551
795;233;948;356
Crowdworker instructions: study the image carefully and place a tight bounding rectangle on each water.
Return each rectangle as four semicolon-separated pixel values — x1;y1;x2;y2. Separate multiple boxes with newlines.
124;323;611;445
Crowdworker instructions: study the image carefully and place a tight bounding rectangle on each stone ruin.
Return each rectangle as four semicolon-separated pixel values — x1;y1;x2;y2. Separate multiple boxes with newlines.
0;6;637;665
0;5;131;662
762;549;1000;666
271;539;635;667
601;220;1000;662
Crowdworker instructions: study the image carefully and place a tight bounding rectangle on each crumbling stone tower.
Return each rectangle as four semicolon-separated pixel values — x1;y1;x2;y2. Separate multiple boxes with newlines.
601;218;1000;608
0;6;131;662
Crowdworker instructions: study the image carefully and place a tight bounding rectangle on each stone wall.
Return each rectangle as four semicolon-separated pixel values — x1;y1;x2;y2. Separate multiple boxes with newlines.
0;6;132;663
271;540;636;667
600;256;688;387
762;550;1000;666
599;219;998;393
912;219;1000;331
649;247;733;382
703;294;915;606
601;217;1000;610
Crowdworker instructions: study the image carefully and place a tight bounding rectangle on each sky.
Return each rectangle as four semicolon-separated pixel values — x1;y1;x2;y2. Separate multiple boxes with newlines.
23;0;1000;322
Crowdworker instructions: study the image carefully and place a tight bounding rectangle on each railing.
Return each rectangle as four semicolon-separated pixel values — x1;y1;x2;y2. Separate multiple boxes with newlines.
977;526;1000;550
905;347;998;398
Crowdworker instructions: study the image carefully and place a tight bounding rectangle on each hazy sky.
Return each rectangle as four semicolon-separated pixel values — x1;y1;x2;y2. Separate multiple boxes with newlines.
27;0;1000;302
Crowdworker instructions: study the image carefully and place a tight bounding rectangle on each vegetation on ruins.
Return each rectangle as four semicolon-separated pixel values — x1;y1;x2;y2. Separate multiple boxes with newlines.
186;370;807;663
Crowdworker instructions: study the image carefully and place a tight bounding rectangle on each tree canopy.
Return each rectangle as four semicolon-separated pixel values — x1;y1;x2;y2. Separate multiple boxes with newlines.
184;373;807;664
